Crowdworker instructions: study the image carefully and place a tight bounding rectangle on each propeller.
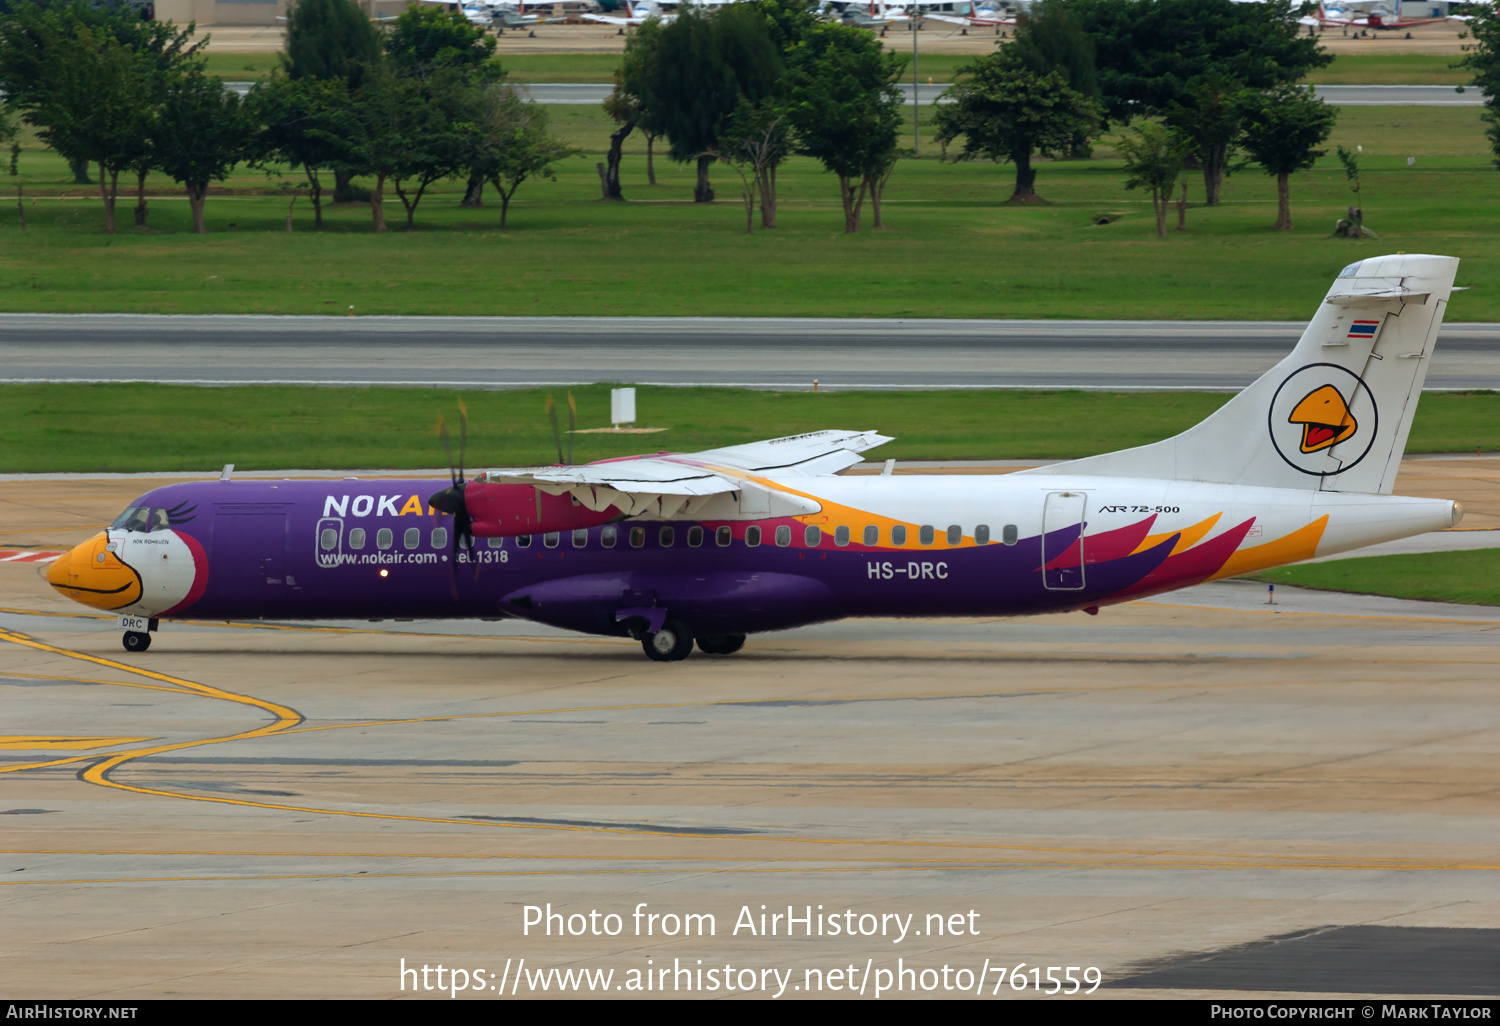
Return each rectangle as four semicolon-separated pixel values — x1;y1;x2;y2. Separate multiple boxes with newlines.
567;391;577;466
546;394;563;465
427;399;474;590
545;392;578;466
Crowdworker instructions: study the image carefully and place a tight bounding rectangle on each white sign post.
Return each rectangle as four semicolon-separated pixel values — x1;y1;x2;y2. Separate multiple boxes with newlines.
611;387;637;429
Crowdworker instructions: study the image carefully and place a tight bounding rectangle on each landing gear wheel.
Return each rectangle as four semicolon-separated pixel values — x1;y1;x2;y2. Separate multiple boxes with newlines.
697;633;746;655
122;630;151;653
642;619;694;662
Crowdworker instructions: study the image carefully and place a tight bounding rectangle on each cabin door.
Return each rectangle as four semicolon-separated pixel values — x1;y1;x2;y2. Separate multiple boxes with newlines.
1041;491;1086;591
213;512;289;601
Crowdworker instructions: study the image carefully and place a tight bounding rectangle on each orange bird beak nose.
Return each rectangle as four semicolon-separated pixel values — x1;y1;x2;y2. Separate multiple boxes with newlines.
46;533;142;611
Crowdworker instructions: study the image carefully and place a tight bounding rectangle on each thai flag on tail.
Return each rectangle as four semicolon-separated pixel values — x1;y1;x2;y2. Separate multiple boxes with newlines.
1347;319;1381;339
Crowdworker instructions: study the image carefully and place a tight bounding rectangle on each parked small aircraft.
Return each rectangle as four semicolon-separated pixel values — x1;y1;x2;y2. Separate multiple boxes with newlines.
579;0;668;26
46;255;1464;662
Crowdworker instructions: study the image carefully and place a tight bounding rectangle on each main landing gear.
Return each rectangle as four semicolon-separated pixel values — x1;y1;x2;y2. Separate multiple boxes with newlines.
625;613;748;662
697;633;746;656
122;630;151;653
643;618;694;662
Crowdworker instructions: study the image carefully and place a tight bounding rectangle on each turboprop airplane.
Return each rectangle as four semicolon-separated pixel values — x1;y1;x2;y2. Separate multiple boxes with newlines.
44;254;1465;662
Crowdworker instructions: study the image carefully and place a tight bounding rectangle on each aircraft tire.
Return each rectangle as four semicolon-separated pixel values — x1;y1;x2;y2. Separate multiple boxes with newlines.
643;619;694;662
697;633;746;655
122;630;151;653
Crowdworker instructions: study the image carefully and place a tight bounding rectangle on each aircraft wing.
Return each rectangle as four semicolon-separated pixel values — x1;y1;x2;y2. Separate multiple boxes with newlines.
478;429;892;516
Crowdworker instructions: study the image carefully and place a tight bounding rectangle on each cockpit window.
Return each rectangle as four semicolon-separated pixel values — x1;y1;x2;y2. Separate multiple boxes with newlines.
1338;260;1363;278
109;506;171;533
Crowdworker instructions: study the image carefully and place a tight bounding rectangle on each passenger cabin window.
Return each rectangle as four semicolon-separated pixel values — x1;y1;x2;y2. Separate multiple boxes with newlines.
319;528;337;550
835;526;850;547
376;528;393;550
891;525;907;545
486;536;502;548
629;526;645;548
349;528;366;550
403;527;419;550
543;532;560;548
804;525;821;547
863;525;879;546
516;534;532;548
716;526;732;547
572;529;588;548
919;525;935;546
687;526;703;547
1002;524;1018;546
745;526;761;547
433;527;449;549
947;525;962;545
601;526;618;548
775;525;791;547
975;524;990;545
659;526;675;547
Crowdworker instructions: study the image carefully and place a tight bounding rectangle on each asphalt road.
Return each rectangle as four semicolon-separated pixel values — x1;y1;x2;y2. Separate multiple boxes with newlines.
223;82;1479;105
1;314;1495;390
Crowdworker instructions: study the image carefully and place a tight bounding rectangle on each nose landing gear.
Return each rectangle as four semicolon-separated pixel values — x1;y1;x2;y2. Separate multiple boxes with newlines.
122;630;151;653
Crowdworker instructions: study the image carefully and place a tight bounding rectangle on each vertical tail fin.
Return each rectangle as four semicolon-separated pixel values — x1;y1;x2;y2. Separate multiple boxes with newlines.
1028;254;1459;495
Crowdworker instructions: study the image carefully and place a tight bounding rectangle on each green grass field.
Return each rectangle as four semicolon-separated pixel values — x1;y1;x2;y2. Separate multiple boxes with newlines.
0;384;1493;473
2;103;1495;319
1248;548;1500;605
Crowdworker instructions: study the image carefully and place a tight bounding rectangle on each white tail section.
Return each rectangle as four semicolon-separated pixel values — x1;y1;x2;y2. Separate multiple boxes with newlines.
1027;254;1459;495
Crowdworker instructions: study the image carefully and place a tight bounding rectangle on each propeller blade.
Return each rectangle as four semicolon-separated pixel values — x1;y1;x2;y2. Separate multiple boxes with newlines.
546;394;564;465
457;397;468;484
567;391;577;465
435;415;457;485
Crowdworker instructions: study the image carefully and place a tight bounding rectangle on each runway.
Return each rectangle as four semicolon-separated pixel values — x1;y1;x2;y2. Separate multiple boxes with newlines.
1;469;1497;998
3;315;1497;390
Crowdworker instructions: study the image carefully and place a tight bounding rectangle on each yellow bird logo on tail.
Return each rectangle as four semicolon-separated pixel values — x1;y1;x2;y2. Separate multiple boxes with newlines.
1289;385;1358;454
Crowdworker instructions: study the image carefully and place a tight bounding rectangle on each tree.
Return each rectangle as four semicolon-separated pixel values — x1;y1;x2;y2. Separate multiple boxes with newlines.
637;2;782;202
340;69;424;233
389;72;478;229
248;75;352;229
383;2;502;207
0;0;202;232
933;50;1101;204
787;22;906;233
1068;0;1331;204
1161;73;1243;206
281;0;382;202
1117;120;1189;237
719;97;790;228
35;26;151;234
1238;83;1335;230
152;68;246;233
384;3;498;80
1008;0;1101;156
716;98;789;231
470;86;578;229
602;15;665;199
1459;3;1500;172
281;0;381;85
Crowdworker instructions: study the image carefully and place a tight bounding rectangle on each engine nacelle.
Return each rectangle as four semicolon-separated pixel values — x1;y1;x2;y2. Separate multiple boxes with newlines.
464;481;622;538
